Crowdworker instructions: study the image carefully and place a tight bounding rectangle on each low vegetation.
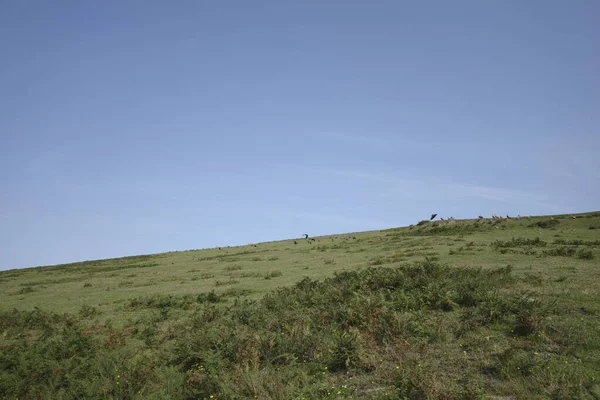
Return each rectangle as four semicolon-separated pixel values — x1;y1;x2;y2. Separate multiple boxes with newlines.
2;262;597;399
1;211;599;399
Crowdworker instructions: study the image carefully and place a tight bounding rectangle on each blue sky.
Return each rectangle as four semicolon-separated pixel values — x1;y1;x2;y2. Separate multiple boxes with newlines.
1;1;598;270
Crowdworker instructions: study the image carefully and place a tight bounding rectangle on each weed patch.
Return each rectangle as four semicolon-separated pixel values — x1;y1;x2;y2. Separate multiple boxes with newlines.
18;286;35;294
491;237;547;248
264;270;283;279
542;247;577;257
215;279;240;287
125;294;197;310
576;249;594;260
554;238;600;246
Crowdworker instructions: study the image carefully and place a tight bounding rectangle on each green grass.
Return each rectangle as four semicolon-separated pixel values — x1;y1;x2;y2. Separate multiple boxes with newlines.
1;211;600;399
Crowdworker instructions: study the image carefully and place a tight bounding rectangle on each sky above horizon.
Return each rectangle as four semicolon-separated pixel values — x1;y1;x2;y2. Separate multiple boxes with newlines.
1;1;599;270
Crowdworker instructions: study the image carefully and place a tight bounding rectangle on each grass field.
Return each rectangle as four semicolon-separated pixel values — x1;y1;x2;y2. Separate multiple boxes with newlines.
1;212;599;399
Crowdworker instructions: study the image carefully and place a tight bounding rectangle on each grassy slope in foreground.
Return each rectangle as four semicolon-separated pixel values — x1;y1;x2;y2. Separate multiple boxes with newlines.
1;212;599;399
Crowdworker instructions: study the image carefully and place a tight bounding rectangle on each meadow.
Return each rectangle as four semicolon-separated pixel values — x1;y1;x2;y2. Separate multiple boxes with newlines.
1;212;599;399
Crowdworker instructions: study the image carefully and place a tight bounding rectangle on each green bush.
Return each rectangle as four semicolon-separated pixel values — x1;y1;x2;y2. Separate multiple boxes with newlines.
215;279;240;286
79;304;100;318
543;247;577;257
370;256;386;265
554;239;600;246
126;294;196;310
577;249;594;260
264;270;283;279
491;237;547;248
196;291;222;304
18;286;35;294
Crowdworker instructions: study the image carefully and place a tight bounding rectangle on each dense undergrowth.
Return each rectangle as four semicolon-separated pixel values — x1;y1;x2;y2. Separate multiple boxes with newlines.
2;261;599;399
490;237;596;260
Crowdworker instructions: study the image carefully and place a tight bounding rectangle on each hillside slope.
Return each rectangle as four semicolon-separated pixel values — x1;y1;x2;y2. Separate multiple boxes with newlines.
1;212;599;399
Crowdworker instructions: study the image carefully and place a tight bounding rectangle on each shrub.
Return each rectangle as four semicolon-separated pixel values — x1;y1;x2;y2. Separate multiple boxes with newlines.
196;291;222;304
553;239;600;246
491;237;547;248
264;270;283;279
79;304;99;318
543;247;577;257
126;294;196;310
370;256;386;265
18;286;35;294
215;279;239;287
577;249;594;260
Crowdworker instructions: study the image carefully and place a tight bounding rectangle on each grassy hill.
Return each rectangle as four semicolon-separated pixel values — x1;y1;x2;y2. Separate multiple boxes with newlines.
1;212;599;399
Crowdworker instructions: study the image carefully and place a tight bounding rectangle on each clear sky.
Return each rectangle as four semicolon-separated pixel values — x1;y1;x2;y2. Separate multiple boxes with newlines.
1;1;599;270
